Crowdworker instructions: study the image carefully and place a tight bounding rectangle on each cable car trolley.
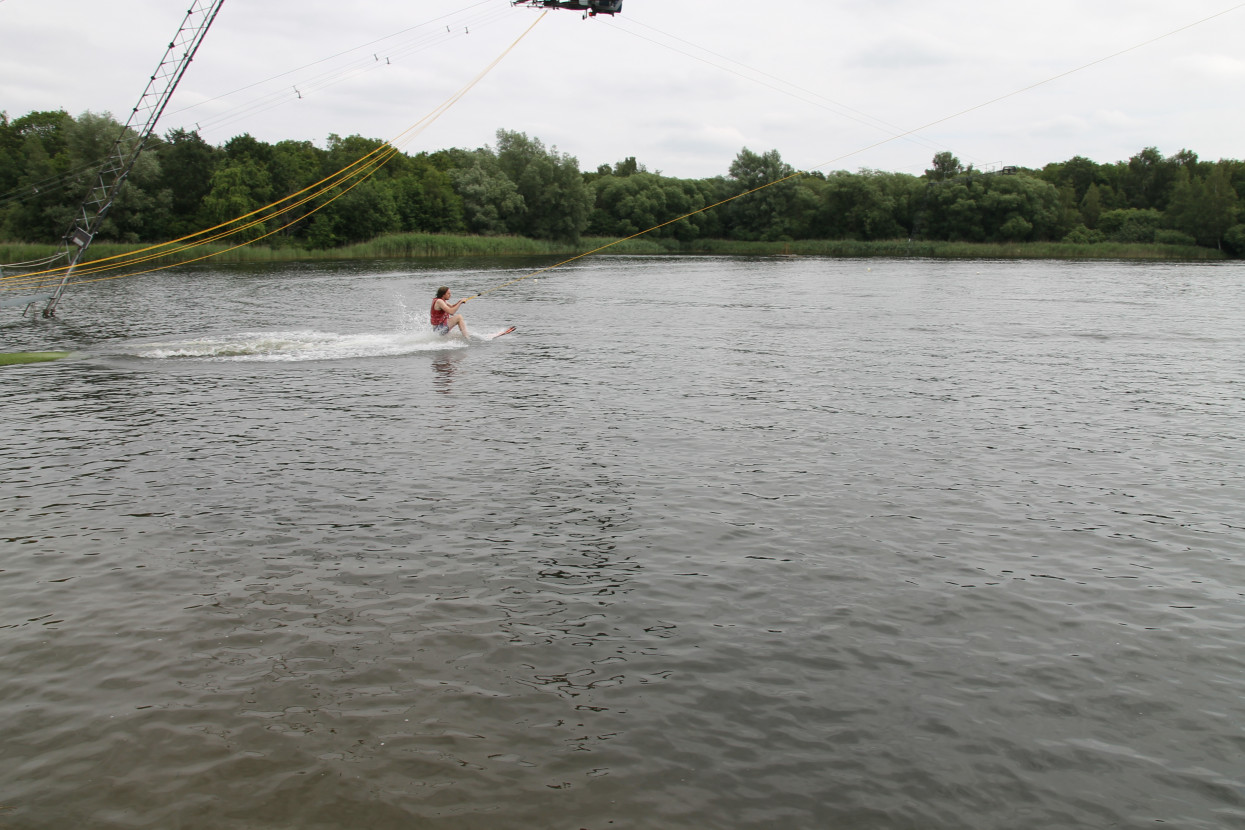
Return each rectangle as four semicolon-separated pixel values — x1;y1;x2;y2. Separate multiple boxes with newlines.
512;1;623;17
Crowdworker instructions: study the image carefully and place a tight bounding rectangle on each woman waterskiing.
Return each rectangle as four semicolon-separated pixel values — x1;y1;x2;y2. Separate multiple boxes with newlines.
430;286;470;339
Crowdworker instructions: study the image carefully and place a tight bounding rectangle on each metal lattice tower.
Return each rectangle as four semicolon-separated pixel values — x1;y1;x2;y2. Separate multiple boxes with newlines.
13;0;227;318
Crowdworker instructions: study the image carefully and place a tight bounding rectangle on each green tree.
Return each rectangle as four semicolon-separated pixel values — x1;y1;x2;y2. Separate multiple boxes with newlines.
11;110;69;149
589;172;665;236
1119;147;1179;210
495;129;592;242
925;151;963;181
917;172;1062;242
391;153;464;233
814;170;914;240
613;156;644;177
1170;149;1205;179
223;133;272;166
305;178;400;247
998;215;1033;241
917;178;974;241
664;177;714;241
201;157;273;242
102;145;165;243
1200;163;1239;245
1229;160;1245;201
1040;155;1103;203
7;133;63;241
588;171;707;241
64;111;124;175
1098;208;1162;243
321;134;390;184
1079;182;1103;228
261;139;322;241
4;110;73;241
684;176;728;240
451;149;523;236
55;111;167;242
726;147;807;241
157;128;219;238
979;175;1064;241
0;112;20;197
0;115;17;237
1222;224;1245;257
268;139;321;199
1063;224;1105;244
1166;164;1240;248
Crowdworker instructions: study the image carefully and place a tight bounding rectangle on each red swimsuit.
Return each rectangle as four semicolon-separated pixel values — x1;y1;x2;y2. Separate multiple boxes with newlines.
430;299;449;330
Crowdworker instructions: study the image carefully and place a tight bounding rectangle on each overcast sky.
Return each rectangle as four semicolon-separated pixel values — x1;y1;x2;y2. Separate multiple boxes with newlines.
2;0;1243;179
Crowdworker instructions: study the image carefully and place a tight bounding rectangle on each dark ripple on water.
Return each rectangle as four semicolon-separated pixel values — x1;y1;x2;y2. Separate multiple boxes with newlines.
2;258;1244;829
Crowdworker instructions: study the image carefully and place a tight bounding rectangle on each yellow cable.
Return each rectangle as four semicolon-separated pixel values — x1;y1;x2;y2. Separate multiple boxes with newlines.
66;146;404;279
65;147;412;286
468;2;1245;300
2;12;546;293
467;170;806;300
21;2;1236;300
1;139;399;287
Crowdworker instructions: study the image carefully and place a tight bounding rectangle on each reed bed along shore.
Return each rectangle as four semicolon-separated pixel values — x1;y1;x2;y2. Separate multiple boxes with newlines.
684;238;1229;260
0;232;1229;270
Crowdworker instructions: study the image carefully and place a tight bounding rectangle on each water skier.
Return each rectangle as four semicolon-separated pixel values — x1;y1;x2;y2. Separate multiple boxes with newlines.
430;286;470;339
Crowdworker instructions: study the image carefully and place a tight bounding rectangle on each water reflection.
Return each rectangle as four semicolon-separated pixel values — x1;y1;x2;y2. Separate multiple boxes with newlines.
431;350;465;393
2;258;1243;829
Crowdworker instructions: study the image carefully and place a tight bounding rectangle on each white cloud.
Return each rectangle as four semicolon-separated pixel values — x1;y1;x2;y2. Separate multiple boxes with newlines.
847;35;958;72
1091;110;1143;130
1175;52;1245;81
1027;113;1093;137
3;0;1244;176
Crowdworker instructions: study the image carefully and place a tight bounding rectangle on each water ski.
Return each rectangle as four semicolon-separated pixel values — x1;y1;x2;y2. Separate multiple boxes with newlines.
490;326;517;340
0;351;71;366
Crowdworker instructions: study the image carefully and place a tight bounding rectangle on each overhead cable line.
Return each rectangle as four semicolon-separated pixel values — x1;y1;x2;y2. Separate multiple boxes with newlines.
1;12;548;293
168;0;496;116
0;4;512;215
171;3;516;138
468;1;1245;299
0;156;124;212
7;0;228;317
608;16;960;165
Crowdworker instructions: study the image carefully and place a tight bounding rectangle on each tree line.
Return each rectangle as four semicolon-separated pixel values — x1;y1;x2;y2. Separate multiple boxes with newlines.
2;109;1243;257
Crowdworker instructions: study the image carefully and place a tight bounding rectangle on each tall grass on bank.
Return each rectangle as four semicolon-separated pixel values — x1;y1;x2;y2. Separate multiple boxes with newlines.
0;234;671;272
338;234;669;258
683;238;1228;260
0;233;1227;270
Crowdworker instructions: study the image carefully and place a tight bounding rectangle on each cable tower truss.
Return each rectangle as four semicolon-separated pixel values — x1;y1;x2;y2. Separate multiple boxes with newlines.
4;0;226;318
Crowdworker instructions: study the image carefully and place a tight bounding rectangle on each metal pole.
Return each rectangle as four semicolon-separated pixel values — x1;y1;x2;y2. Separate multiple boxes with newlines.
40;0;227;317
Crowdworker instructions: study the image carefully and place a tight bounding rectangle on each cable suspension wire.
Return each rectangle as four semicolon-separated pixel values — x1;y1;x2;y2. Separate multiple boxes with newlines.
0;0;229;317
467;2;1245;300
0;157;125;214
609;17;957;164
0;2;512;217
172;3;517;138
1;11;548;294
0;252;68;270
10;3;1241;303
168;0;496;117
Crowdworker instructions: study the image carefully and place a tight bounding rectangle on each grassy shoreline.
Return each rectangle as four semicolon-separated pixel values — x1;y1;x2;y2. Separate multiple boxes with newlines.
0;233;1231;267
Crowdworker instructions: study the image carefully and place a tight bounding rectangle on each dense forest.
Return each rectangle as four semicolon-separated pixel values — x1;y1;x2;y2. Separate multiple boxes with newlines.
2;109;1244;257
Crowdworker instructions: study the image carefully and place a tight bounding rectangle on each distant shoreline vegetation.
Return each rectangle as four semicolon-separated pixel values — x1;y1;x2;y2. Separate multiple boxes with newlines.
2;110;1243;259
0;234;1228;268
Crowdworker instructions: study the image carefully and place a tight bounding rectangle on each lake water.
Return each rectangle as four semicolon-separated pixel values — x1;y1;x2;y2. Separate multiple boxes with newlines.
2;255;1244;829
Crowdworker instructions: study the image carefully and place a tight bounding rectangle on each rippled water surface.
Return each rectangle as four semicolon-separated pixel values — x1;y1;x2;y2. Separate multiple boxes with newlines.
2;256;1244;829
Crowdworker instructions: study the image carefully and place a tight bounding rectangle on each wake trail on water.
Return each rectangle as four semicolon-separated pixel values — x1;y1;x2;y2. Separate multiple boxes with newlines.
38;296;514;362
101;326;507;362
